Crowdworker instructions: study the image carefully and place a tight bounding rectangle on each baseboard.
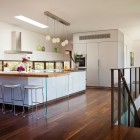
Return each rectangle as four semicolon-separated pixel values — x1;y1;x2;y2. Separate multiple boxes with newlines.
87;86;111;89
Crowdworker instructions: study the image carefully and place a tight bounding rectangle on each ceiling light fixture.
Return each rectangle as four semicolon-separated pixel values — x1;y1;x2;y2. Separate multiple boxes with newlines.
64;26;69;45
15;15;48;28
45;16;51;41
52;19;57;43
56;21;60;43
44;11;70;46
61;25;66;47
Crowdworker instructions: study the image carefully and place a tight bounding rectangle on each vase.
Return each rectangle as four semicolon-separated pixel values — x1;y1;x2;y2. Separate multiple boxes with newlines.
74;62;79;70
24;63;29;72
4;67;10;72
25;66;28;72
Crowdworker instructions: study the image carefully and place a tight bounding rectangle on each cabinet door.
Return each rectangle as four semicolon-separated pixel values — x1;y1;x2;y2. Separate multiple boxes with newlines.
98;42;118;87
79;71;86;91
71;72;80;93
87;43;99;86
56;76;66;98
68;73;73;95
73;43;87;54
47;77;57;101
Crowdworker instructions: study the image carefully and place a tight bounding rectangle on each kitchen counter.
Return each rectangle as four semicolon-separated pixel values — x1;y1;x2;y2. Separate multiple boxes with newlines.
0;70;86;118
0;71;70;77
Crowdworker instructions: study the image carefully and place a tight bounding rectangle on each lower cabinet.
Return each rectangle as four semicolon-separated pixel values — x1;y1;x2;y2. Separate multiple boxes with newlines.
69;71;86;95
47;77;57;101
47;71;86;100
56;76;68;98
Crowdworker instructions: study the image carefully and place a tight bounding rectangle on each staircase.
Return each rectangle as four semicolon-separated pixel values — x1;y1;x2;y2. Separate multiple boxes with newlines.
111;67;140;127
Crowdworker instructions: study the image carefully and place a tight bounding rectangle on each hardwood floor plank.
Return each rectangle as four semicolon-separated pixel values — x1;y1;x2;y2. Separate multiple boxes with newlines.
0;88;140;140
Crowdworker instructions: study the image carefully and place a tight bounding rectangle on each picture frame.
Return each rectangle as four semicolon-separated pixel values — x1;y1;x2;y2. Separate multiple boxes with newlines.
130;52;134;66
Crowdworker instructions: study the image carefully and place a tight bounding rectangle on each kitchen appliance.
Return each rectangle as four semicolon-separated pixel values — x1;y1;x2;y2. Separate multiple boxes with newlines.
4;31;32;54
77;54;86;69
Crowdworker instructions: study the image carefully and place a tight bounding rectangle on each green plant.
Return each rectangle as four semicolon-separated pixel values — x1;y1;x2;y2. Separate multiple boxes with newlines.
70;54;82;63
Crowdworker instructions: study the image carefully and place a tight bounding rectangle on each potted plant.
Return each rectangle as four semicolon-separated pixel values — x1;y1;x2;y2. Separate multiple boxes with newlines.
70;53;82;70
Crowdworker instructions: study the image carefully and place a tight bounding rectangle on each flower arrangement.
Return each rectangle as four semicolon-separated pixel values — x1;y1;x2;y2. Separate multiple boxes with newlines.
17;66;25;72
22;56;30;63
17;55;30;72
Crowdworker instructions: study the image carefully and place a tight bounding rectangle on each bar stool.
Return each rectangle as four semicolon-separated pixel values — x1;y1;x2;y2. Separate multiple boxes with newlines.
3;84;24;116
0;83;4;114
23;85;45;119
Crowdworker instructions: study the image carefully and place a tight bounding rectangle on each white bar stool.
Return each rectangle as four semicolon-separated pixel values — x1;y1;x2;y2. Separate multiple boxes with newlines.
3;84;24;116
0;83;4;114
23;85;45;119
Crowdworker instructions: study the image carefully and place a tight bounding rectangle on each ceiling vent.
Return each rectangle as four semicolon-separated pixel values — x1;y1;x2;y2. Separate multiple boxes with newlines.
79;33;110;40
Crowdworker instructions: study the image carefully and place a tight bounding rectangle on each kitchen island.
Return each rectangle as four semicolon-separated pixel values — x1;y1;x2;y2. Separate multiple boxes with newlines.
0;70;86;106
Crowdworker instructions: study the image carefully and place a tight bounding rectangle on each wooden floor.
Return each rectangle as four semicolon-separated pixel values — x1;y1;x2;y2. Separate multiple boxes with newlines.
1;88;140;140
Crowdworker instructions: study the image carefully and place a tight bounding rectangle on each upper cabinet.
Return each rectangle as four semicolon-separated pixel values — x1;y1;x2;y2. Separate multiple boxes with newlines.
73;43;87;54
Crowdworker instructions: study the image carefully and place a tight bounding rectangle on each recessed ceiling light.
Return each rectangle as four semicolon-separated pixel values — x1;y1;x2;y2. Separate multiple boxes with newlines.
15;15;48;28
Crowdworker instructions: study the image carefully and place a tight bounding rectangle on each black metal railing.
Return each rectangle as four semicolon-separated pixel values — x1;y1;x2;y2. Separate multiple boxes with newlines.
111;67;140;127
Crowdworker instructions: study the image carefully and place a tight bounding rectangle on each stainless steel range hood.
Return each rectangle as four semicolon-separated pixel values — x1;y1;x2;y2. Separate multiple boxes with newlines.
4;31;32;54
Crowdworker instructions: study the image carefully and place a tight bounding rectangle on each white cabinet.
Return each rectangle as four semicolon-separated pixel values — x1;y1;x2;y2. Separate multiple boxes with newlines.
47;76;68;100
69;71;86;95
73;43;87;54
79;71;86;90
86;42;122;87
47;71;86;99
47;77;57;101
98;42;118;87
73;30;124;87
68;74;73;95
56;76;68;98
87;43;99;86
72;72;81;93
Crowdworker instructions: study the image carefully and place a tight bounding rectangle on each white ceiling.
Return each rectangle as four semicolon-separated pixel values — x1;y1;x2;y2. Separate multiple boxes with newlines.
0;0;140;40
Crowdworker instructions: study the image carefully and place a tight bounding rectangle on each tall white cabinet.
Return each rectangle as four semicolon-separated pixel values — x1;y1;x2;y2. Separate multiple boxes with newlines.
73;29;124;87
98;42;118;87
87;43;99;86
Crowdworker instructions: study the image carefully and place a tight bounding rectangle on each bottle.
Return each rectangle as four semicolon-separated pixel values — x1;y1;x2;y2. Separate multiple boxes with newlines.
64;65;68;70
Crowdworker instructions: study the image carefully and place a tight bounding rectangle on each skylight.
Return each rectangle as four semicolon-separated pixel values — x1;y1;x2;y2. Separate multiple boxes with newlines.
15;15;48;28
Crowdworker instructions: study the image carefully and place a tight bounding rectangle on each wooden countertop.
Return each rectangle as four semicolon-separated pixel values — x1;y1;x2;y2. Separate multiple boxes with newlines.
0;71;70;78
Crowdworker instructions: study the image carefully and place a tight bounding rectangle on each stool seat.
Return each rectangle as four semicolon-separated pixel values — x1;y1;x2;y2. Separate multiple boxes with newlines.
23;85;45;119
3;84;21;88
3;84;24;116
24;85;43;89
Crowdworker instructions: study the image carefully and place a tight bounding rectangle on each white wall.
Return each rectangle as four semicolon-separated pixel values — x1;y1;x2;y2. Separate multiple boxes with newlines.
0;21;71;61
123;35;133;83
124;35;133;67
133;41;140;66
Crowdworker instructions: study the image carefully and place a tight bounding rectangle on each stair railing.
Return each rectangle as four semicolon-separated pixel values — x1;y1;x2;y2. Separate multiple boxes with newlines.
111;67;140;127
